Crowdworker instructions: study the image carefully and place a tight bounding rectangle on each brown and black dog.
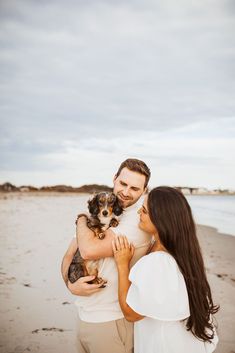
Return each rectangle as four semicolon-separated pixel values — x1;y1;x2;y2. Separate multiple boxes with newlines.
68;192;124;285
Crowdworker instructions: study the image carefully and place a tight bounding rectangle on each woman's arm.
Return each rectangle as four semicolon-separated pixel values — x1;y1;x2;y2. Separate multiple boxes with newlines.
113;236;144;322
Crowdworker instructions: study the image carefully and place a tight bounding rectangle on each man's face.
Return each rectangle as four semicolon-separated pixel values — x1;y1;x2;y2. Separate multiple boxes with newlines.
113;167;146;208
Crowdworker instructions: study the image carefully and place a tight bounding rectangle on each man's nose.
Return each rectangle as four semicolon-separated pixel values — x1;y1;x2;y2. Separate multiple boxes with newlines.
122;188;130;196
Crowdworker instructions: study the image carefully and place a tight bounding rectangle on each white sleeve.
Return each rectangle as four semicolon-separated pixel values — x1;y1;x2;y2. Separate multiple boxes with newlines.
126;252;190;321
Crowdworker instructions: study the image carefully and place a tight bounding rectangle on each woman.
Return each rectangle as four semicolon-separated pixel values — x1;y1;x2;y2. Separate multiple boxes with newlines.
112;186;219;353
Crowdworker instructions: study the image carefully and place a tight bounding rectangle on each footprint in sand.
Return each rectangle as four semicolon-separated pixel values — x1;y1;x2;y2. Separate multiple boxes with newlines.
32;327;67;334
216;273;228;279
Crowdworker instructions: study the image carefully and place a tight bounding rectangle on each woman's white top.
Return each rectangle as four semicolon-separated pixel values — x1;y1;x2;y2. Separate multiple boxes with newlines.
127;251;218;353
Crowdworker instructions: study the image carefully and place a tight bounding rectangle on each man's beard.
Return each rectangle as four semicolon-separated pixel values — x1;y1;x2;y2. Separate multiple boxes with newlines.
117;192;133;207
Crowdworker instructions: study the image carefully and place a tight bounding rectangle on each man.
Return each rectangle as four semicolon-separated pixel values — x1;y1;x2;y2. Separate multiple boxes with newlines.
61;158;152;353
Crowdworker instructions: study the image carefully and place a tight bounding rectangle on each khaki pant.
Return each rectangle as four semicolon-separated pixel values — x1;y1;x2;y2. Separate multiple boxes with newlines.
76;315;134;353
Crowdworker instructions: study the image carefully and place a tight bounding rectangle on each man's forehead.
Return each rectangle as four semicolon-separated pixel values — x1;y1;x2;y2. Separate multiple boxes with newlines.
117;168;145;188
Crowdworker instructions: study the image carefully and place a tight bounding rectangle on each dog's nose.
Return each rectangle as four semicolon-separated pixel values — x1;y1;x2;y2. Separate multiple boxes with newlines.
102;210;108;216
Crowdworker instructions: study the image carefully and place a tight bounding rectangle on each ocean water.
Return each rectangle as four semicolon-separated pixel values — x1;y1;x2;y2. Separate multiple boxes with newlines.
186;195;235;237
1;193;234;240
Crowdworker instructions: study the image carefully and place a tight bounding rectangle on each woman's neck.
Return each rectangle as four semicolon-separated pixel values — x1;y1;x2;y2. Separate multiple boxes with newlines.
151;239;167;253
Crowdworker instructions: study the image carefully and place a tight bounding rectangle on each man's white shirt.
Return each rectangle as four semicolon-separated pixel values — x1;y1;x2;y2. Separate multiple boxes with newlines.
75;198;152;323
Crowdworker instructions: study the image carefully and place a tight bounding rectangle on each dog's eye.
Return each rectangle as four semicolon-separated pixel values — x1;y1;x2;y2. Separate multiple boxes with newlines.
108;195;115;203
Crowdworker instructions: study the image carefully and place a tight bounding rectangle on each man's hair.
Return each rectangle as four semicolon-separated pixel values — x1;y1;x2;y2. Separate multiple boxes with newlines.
115;158;151;188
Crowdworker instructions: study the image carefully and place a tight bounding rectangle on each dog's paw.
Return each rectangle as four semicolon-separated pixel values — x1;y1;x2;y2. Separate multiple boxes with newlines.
98;232;105;239
96;277;107;288
109;218;119;228
75;213;88;225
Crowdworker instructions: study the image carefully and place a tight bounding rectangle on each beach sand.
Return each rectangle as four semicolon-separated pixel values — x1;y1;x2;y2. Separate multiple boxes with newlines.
0;193;234;353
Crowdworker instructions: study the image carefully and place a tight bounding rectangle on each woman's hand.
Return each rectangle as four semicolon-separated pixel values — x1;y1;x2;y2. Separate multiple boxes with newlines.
112;235;135;268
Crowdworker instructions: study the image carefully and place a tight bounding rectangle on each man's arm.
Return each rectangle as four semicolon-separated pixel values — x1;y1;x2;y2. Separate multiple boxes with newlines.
61;238;105;296
76;216;116;260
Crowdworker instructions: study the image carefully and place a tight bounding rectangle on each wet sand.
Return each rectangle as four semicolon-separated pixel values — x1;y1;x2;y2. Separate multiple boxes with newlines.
0;193;234;353
196;225;235;353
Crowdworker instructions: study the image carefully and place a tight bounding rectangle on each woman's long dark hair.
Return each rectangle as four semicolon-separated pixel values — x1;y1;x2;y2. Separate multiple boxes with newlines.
148;186;219;342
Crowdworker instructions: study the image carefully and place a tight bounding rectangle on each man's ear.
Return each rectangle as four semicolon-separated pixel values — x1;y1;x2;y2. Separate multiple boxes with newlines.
113;174;117;183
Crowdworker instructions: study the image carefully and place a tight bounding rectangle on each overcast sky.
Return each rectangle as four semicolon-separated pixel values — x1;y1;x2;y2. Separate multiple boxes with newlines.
0;0;235;189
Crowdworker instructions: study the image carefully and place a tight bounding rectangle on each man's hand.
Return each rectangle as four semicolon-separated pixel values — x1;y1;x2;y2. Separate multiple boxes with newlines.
67;275;106;296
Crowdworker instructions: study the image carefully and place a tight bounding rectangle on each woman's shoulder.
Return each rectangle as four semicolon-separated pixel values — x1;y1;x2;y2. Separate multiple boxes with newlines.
136;250;177;267
127;250;190;320
130;250;179;278
149;250;174;260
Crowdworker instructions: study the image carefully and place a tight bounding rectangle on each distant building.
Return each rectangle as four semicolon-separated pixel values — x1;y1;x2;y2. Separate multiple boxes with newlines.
20;187;30;192
192;187;208;195
180;188;191;195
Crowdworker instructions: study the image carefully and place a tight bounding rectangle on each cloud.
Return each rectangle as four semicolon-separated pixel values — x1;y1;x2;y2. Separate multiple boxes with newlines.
1;118;234;188
0;0;234;188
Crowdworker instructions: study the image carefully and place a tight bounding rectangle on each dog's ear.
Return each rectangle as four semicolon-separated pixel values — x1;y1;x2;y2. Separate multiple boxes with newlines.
88;194;99;216
113;197;124;216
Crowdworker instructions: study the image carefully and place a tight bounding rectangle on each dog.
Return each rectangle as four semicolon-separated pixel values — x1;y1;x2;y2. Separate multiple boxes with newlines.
68;192;124;285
